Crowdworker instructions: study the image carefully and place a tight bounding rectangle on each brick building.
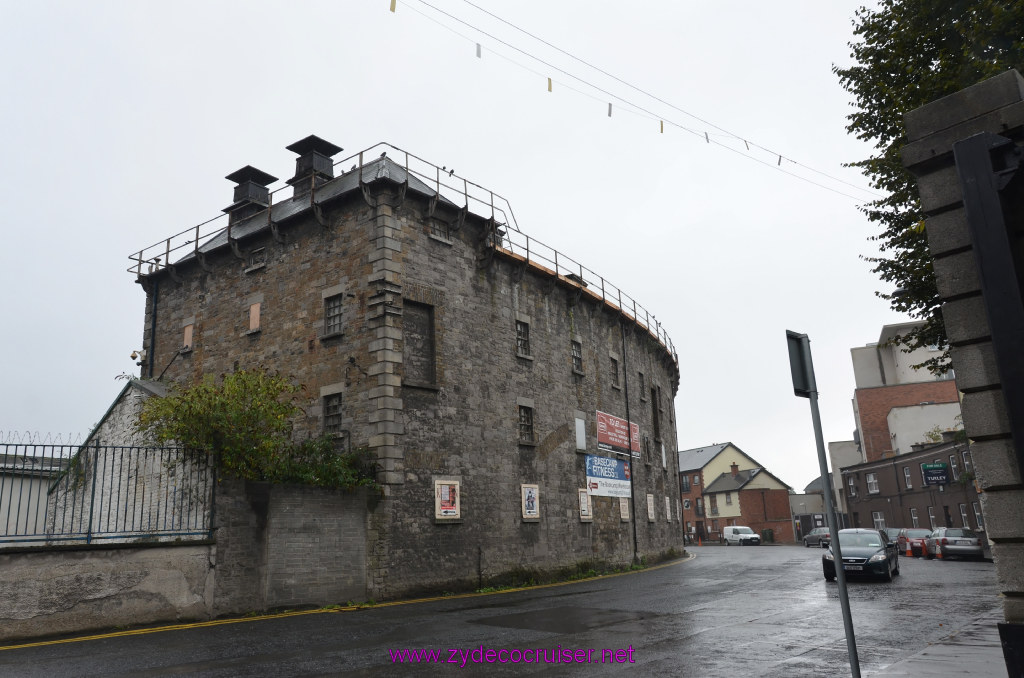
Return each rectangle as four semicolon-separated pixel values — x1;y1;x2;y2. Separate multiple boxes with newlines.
840;436;983;535
678;442;794;543
129;136;683;598
851;322;960;462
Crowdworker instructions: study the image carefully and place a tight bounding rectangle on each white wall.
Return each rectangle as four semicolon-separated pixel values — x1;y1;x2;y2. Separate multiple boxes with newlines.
888;403;963;455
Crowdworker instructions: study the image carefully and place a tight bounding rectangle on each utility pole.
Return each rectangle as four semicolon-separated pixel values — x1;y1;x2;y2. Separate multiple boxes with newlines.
787;330;861;678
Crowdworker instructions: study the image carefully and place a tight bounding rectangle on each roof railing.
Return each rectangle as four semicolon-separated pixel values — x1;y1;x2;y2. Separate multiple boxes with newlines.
127;143;676;364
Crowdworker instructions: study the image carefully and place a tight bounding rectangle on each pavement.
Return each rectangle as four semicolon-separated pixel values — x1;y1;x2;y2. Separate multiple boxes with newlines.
872;610;1010;677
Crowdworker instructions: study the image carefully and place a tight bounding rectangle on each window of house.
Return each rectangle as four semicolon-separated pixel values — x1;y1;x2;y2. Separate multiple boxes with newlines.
920;463;928;486
872;511;885;530
928;506;936;530
725;492;732;505
324;393;343;434
695;497;703;516
246;247;266;271
847;476;857;497
403;300;436;386
962;450;973;474
709;494;718;515
680;475;691;493
571;340;583;373
973;502;984;530
324;294;344;336
651;387;661;440
959;503;969;528
428;218;450;240
693;474;700;486
935;459;945;493
518;405;535;444
910;507;919;528
949;455;960;481
515;320;531;357
248;303;261;332
866;472;879;494
610;356;620;388
903;467;912;489
182;324;194;351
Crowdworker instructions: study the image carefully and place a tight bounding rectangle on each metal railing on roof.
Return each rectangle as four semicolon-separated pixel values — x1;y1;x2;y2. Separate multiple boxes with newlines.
126;142;676;364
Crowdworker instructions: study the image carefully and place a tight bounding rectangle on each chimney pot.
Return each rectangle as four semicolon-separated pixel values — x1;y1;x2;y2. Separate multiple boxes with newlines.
730;462;739;477
223;166;278;225
286;135;343;197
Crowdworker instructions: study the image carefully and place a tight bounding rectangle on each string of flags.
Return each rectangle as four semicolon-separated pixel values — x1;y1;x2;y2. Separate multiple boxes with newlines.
389;0;880;202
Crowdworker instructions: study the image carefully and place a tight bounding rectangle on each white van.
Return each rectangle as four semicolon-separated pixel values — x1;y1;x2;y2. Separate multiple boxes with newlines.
723;525;761;546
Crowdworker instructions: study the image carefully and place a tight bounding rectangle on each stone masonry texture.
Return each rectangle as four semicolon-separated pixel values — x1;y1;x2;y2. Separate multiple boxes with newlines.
136;151;684;599
902;69;1024;625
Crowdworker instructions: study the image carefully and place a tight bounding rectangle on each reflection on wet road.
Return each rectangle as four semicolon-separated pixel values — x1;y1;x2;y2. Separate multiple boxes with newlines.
0;545;1001;676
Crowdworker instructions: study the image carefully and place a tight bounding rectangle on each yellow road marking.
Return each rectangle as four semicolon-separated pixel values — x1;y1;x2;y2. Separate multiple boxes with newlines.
0;555;688;652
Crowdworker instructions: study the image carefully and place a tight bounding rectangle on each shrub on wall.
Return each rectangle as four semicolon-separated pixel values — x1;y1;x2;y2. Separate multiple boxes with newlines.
137;369;378;491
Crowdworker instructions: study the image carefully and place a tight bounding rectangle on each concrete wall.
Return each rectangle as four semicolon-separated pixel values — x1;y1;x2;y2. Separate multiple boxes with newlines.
0;480;370;642
0;544;214;642
901;69;1024;625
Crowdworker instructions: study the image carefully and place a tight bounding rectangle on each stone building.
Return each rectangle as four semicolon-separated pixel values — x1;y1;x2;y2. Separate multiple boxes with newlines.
900;70;1024;667
130;136;683;597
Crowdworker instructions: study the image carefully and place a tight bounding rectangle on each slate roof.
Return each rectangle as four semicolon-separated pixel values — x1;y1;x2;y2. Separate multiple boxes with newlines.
804;476;825;493
177;156;457;265
703;468;762;493
676;442;730;472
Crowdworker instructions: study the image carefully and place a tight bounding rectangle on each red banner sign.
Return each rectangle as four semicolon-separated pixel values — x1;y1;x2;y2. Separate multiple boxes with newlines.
596;410;640;457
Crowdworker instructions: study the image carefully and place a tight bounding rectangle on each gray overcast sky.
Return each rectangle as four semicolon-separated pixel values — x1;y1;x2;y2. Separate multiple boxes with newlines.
0;1;897;492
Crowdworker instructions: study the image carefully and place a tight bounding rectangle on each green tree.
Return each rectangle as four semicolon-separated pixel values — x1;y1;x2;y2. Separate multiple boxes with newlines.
834;0;1024;373
138;369;377;490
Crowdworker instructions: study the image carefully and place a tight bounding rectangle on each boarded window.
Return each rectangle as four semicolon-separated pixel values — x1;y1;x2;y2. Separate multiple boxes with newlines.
403;300;436;385
182;324;193;350
248;303;261;332
324;393;343;434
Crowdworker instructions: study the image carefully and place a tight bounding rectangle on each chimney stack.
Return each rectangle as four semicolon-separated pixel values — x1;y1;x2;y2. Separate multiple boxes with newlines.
223;166;278;225
731;462;739;477
286;135;343;198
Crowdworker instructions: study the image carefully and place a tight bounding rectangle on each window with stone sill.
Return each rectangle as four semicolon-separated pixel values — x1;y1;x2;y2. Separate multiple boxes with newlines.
610;356;620;388
516;320;531;357
518;405;535;445
866;472;879;494
324;393;343;434
324;294;344;337
571;340;583;374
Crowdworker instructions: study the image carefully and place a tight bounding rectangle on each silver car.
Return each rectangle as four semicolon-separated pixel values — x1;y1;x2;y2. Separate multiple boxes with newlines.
803;526;831;548
924;527;984;560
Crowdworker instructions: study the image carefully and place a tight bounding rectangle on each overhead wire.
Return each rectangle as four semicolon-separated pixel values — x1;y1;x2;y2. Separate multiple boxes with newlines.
395;0;880;203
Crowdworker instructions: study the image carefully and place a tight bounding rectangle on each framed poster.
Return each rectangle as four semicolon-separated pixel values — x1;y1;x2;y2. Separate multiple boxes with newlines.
434;479;461;519
619;496;630;521
521;484;540;520
578;488;592;521
647;493;656;522
665;496;671;522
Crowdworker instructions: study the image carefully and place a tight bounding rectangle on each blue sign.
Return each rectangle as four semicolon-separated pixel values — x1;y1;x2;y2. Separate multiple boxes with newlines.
585;455;632;497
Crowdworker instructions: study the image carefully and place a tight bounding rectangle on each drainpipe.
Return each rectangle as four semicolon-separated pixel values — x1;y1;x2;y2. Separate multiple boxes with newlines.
148;279;159;379
620;320;639;564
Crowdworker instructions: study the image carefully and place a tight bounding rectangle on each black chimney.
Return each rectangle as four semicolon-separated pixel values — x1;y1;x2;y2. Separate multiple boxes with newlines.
286;135;343;197
223;166;278;225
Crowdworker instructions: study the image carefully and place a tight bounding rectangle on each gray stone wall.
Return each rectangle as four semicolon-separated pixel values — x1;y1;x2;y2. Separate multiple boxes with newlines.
139;160;682;599
0;544;213;642
902;69;1024;623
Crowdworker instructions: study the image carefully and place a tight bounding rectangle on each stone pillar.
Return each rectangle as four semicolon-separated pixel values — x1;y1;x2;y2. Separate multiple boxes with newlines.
902;70;1024;666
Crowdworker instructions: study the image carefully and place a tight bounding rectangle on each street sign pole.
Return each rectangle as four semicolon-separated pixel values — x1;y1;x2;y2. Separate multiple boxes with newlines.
787;330;861;678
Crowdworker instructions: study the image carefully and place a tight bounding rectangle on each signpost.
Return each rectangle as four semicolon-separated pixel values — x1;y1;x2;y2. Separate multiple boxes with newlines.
787;330;861;678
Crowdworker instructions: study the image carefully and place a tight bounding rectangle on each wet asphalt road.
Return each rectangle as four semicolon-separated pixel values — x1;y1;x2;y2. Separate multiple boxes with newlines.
0;544;1001;677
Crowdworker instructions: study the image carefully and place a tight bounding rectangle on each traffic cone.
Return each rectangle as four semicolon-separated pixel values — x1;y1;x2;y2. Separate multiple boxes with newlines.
906;542;913;558
935;546;943;559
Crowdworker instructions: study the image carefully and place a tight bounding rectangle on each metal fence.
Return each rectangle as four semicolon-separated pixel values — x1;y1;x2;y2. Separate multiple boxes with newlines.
0;443;214;547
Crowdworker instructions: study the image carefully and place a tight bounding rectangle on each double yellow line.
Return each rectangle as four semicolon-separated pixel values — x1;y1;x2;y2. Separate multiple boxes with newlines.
0;555;689;652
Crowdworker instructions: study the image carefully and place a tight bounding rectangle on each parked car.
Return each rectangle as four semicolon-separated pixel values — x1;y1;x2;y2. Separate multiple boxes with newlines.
897;528;932;557
822;528;900;582
723;525;761;546
925;527;984;560
884;527;902;544
803;527;831;548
